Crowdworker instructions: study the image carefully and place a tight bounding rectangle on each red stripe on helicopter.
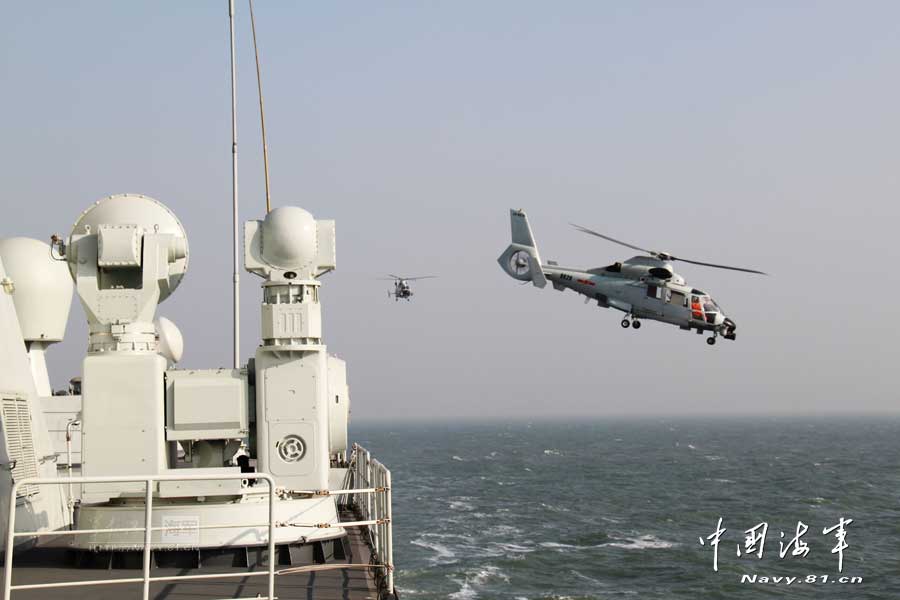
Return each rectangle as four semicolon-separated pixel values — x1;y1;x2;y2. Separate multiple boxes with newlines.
576;278;595;286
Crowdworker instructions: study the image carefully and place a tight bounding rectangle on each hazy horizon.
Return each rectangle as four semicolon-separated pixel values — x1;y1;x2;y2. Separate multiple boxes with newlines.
2;2;898;420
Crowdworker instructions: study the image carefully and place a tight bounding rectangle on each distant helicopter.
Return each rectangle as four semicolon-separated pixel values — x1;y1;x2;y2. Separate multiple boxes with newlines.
380;274;437;301
497;209;766;345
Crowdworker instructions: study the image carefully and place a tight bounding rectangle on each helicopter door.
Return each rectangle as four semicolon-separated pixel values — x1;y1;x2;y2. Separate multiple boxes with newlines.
644;283;664;315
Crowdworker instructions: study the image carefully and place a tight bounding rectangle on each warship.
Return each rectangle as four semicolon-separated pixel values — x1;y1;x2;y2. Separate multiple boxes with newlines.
0;4;398;600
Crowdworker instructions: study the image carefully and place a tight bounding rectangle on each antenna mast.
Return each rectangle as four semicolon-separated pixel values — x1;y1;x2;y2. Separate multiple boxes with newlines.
248;0;272;213
228;0;240;369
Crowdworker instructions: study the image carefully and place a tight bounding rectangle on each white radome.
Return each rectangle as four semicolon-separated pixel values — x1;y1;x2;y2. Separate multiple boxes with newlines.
261;206;317;269
155;316;184;364
0;237;73;343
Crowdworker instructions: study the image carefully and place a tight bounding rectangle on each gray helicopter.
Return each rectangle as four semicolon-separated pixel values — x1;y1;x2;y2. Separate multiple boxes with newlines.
381;274;437;301
497;209;766;345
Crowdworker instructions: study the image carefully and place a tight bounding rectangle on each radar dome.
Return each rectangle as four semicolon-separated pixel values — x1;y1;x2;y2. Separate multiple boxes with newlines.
70;194;189;302
261;206;317;269
0;237;73;343
155;316;184;364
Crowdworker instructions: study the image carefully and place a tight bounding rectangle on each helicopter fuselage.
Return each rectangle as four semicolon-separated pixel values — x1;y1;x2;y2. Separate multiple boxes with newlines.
542;259;734;337
497;209;748;345
390;280;413;301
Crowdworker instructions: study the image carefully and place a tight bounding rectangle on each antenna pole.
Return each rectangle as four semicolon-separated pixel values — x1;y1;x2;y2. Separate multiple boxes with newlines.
229;0;240;369
248;0;272;213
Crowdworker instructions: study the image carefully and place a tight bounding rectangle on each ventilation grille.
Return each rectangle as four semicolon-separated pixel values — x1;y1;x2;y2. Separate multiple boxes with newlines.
2;397;40;499
277;435;306;463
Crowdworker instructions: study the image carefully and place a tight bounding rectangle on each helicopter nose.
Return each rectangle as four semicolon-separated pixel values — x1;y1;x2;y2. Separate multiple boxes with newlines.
722;317;737;340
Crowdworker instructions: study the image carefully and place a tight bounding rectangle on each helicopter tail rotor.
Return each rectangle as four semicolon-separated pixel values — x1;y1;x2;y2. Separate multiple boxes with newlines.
497;209;547;288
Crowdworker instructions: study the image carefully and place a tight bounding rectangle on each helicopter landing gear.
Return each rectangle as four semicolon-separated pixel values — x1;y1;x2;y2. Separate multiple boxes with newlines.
631;319;641;329
706;336;717;346
620;318;630;329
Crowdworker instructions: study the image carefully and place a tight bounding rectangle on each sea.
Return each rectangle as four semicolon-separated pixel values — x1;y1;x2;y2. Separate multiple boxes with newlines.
351;417;899;600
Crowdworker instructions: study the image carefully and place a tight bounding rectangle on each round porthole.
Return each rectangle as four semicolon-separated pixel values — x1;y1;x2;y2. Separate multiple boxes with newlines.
277;435;306;463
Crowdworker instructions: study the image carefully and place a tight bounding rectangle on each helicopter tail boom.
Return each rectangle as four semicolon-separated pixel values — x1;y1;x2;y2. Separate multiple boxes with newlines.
497;209;547;288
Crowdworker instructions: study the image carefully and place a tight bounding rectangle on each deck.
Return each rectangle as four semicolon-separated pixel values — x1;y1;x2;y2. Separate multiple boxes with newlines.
5;510;386;600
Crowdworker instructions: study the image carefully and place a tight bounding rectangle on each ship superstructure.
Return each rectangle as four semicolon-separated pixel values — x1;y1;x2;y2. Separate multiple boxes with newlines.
0;195;397;599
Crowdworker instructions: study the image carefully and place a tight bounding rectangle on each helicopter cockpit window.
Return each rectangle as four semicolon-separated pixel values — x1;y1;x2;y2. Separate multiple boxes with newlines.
669;290;685;306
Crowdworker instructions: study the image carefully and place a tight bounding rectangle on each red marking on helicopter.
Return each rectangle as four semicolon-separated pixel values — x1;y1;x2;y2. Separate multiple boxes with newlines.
576;278;595;286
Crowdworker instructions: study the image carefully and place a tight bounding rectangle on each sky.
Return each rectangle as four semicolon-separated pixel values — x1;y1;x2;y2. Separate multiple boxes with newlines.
2;2;899;420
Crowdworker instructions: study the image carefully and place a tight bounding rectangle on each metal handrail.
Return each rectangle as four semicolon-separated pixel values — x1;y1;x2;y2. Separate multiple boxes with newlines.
3;460;395;599
3;472;277;600
349;444;394;596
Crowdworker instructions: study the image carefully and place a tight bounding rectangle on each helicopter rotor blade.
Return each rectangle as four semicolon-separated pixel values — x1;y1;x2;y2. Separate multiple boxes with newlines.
572;222;767;275
670;256;767;275
404;276;438;281
570;224;653;254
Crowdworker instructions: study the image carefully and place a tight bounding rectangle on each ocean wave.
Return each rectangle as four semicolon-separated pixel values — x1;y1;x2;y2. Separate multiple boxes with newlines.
490;542;535;554
570;569;604;585
410;537;459;565
540;534;675;552
449;565;509;600
539;541;583;550
602;534;676;550
448;496;476;511
543;449;562;456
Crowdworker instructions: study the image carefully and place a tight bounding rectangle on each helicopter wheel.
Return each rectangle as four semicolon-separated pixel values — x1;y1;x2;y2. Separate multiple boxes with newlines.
631;320;641;329
620;318;630;329
706;336;716;346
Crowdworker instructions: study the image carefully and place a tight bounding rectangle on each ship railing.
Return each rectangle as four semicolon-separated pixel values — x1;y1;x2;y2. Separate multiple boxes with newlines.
342;443;394;597
4;472;277;600
4;465;396;599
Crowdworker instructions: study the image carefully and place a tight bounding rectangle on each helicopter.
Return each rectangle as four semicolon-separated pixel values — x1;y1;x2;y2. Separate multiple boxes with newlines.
497;209;766;345
380;274;437;301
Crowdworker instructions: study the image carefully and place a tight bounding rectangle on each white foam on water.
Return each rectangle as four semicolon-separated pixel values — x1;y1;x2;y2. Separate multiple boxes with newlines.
600;516;622;523
543;449;562;456
539;541;583;550
602;534;677;550
452;455;465;462
448;565;509;600
491;542;535;554
570;569;605;585
411;537;459;565
486;524;522;536
422;532;475;542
